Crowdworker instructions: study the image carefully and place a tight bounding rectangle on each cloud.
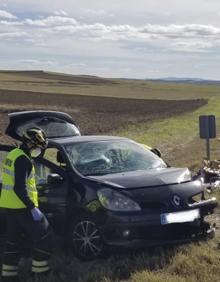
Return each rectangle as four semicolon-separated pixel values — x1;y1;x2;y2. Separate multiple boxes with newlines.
83;9;114;17
172;41;214;52
1;13;219;41
0;4;220;79
53;10;68;16
19;59;57;66
1;12;220;54
0;9;17;19
139;24;220;38
70;62;87;67
24;16;78;27
0;31;27;38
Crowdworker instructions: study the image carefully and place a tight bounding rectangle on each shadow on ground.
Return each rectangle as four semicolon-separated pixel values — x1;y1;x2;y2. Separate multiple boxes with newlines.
0;235;184;282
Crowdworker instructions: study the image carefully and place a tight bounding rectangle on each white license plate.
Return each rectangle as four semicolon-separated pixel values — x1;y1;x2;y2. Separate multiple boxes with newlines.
160;209;200;225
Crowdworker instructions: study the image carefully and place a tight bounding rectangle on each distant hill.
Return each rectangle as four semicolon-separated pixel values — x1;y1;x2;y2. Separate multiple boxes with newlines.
0;70;219;101
148;77;220;85
0;70;116;85
0;70;219;85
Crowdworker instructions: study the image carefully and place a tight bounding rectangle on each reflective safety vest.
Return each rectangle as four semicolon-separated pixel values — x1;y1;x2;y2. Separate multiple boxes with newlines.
0;148;38;209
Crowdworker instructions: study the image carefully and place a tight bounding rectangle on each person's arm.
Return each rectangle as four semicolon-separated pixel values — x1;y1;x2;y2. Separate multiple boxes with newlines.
14;155;35;210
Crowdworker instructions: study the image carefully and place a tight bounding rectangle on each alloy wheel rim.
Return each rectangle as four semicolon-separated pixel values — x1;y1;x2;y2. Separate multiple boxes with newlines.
72;220;103;258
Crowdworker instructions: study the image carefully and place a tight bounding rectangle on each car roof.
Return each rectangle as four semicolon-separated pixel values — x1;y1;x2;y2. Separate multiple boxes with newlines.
49;135;131;145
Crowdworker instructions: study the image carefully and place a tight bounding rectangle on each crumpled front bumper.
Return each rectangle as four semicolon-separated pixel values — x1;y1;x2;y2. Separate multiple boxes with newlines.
100;197;218;247
188;197;217;215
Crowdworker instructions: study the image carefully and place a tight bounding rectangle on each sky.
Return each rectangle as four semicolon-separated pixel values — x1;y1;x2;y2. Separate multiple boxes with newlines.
0;0;220;79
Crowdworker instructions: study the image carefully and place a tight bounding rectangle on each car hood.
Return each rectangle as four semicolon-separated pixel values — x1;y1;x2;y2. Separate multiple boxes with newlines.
88;167;192;189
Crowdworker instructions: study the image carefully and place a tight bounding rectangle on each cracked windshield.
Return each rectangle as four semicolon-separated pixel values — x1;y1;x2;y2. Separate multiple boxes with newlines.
64;140;167;176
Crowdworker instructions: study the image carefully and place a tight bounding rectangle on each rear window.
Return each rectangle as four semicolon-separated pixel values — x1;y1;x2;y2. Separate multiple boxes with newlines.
16;117;80;138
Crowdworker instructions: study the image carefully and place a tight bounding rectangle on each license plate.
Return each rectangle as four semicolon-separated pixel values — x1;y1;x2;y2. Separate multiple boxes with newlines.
160;209;200;225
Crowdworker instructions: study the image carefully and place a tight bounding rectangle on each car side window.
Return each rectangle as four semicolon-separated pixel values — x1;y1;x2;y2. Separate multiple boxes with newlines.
43;148;60;166
33;160;52;186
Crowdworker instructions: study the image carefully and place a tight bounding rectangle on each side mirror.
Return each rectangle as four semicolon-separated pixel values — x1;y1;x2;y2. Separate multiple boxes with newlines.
47;173;63;185
151;148;162;158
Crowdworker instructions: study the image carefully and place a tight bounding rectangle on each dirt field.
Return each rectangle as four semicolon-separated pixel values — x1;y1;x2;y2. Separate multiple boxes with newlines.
0;89;207;145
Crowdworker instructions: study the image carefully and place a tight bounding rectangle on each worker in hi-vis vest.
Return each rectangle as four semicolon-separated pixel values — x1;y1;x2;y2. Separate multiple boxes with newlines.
0;128;52;282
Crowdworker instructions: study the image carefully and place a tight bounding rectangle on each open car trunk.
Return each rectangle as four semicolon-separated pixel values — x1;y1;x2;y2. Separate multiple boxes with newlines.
5;110;81;140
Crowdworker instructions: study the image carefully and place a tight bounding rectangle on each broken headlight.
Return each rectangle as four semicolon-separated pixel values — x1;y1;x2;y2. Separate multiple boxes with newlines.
97;188;141;212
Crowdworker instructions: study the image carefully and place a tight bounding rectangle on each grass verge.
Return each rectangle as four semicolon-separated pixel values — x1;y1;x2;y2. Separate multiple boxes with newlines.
113;96;220;168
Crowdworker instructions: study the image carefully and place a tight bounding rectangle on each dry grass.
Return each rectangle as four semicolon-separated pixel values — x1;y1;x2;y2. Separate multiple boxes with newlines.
3;235;218;282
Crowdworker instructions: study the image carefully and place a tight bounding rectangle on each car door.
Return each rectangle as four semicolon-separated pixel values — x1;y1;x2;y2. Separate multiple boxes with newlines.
34;146;71;235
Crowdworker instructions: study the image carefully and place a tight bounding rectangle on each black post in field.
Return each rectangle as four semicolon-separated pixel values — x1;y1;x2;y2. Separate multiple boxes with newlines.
199;115;216;160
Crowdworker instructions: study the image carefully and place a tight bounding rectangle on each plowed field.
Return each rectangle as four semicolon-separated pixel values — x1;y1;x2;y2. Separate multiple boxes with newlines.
0;89;207;144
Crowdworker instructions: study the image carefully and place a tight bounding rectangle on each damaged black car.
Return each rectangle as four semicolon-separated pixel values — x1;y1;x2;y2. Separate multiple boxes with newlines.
0;111;218;260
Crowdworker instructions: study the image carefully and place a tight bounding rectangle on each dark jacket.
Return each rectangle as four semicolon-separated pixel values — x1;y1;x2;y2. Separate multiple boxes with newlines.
13;145;35;210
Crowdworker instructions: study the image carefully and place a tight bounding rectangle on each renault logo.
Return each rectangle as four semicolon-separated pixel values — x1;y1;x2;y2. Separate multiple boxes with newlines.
173;195;181;207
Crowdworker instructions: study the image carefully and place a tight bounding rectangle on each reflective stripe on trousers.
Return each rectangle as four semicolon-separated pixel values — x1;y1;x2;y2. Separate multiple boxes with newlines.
32;260;50;273
1;264;18;277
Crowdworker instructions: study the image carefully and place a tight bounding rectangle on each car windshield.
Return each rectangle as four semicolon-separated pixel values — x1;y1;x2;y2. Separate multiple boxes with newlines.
64;140;167;176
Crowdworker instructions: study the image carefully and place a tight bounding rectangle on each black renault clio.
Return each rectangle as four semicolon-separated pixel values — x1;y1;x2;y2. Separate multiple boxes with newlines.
0;111;217;260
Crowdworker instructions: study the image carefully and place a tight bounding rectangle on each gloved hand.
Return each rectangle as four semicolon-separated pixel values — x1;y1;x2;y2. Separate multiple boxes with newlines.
31;207;44;221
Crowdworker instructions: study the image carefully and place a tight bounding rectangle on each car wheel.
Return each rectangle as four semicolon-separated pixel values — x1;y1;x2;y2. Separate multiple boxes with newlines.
70;216;105;260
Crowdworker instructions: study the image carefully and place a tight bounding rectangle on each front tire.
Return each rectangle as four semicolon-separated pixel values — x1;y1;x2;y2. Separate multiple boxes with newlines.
69;216;105;260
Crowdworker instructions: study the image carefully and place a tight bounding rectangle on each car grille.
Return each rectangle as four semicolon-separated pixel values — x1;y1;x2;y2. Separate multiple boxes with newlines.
139;202;167;212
